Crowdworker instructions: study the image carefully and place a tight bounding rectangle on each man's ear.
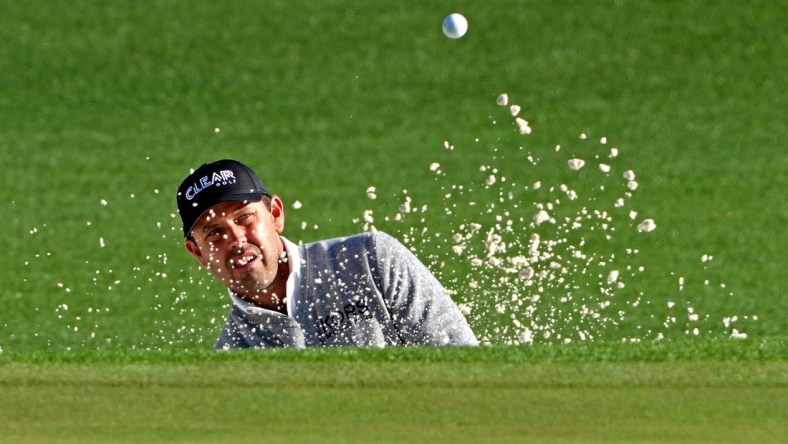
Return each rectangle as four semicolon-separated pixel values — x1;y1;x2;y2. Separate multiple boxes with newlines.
269;196;285;234
185;238;209;268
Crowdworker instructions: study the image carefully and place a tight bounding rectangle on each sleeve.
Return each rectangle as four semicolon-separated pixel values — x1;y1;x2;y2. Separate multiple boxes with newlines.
370;232;478;346
214;311;251;350
214;306;305;350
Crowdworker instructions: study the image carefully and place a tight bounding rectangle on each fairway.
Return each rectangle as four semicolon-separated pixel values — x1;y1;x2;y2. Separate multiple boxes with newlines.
0;0;785;442
2;342;786;443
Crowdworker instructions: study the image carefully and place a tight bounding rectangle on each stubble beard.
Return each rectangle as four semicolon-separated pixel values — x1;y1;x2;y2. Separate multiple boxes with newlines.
226;246;279;298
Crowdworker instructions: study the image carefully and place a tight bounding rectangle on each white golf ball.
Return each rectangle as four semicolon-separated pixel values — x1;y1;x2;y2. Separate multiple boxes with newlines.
442;13;468;39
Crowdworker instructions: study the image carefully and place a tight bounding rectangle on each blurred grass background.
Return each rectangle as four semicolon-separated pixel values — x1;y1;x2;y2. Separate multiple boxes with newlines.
0;0;785;351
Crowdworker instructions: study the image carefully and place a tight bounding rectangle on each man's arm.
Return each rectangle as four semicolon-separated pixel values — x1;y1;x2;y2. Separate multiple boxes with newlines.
370;232;478;346
214;311;250;350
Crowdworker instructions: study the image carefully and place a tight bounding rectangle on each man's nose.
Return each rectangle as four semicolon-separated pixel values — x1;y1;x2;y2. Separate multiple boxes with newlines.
227;224;247;247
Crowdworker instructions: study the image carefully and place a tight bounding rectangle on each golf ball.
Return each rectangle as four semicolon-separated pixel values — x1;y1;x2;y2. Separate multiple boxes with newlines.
442;13;468;39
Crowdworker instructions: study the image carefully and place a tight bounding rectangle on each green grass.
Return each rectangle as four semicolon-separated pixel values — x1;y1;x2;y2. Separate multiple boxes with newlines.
0;0;785;441
2;340;786;443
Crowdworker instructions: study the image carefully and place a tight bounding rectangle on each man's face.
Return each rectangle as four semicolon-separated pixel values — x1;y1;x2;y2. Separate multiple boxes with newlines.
184;198;285;298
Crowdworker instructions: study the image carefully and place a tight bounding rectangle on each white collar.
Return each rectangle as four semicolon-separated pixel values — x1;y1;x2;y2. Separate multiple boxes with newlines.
228;236;301;317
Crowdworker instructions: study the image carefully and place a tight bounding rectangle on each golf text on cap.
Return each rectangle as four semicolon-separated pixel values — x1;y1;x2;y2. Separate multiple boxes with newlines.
185;170;236;200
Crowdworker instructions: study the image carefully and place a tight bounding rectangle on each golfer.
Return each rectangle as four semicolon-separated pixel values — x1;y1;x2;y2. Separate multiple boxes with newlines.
177;159;478;349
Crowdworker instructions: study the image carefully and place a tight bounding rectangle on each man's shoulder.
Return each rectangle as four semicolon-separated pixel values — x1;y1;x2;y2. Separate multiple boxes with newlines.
302;231;398;251
299;231;405;263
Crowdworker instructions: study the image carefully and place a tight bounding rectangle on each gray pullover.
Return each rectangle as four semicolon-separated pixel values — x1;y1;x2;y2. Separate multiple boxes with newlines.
215;231;478;349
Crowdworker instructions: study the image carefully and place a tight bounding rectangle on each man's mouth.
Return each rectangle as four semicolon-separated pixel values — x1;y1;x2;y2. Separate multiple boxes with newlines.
231;254;259;269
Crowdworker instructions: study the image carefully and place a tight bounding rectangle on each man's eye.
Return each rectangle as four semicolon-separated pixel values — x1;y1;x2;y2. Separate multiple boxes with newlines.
238;213;253;224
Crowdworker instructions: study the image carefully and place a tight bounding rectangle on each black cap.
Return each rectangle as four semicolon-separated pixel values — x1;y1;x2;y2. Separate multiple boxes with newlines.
176;159;271;237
